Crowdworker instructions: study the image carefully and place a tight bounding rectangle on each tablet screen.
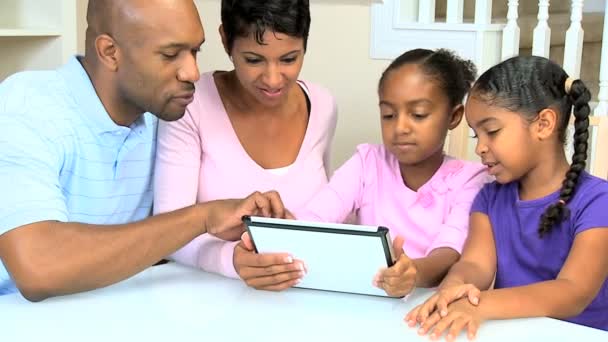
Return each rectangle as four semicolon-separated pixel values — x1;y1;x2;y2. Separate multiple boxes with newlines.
244;217;395;297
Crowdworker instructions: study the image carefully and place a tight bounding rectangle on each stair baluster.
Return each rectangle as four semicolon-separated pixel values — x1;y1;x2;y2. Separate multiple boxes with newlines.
446;0;464;24
594;0;608;117
418;0;436;24
563;0;585;78
474;0;493;25
502;0;521;60
532;0;551;57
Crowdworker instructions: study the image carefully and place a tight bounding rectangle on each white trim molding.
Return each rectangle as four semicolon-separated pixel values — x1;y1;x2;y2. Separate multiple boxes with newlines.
370;0;504;73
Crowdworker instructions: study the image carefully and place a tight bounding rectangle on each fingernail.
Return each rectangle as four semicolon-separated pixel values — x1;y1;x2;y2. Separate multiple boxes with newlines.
441;309;447;317
372;280;379;287
447;334;453;341
418;328;425;335
473;297;479;305
430;333;438;340
408;320;415;327
297;263;305;271
285;256;293;263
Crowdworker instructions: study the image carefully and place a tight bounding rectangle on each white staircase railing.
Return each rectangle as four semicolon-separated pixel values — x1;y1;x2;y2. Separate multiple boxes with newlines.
372;0;608;176
375;0;606;115
371;0;607;170
594;0;608;117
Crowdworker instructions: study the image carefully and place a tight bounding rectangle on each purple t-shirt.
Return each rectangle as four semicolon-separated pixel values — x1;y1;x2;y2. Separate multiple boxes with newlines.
471;172;608;330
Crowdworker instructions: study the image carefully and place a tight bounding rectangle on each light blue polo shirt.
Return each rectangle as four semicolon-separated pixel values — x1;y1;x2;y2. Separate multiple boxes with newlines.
0;57;157;294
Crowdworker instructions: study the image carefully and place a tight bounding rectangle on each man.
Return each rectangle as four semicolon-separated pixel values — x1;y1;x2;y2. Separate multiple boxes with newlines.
0;0;289;302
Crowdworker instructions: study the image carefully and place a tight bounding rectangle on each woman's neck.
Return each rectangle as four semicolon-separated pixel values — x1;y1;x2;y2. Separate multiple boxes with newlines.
399;149;445;192
518;147;571;201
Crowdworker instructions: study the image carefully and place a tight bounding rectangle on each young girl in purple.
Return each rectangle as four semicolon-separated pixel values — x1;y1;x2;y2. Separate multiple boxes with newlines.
407;56;608;338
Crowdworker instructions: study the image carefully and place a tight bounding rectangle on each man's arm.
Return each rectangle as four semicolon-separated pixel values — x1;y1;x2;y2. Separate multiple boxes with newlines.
0;192;287;302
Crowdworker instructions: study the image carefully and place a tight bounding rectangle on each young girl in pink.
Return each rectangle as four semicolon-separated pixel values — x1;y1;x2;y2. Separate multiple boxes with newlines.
294;49;489;297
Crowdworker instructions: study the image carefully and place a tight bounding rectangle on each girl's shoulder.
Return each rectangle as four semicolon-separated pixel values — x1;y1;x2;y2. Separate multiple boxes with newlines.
346;144;396;176
352;143;387;163
440;156;491;188
572;172;608;205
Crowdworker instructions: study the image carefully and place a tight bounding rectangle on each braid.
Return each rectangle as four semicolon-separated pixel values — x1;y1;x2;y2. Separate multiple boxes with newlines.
538;80;591;237
472;56;593;238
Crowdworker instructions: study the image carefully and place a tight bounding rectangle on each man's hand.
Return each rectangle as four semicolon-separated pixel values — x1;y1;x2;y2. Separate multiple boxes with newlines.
204;191;293;241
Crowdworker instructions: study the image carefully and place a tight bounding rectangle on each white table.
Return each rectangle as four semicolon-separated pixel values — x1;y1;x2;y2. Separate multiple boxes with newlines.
0;263;606;341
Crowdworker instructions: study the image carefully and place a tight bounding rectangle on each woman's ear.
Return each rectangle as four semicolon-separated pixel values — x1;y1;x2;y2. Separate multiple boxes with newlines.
218;24;231;56
535;108;559;140
448;104;465;130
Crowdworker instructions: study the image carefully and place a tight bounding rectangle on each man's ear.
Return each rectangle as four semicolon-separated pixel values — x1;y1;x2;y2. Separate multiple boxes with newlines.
219;24;231;56
95;34;119;72
448;104;465;130
535;107;559;141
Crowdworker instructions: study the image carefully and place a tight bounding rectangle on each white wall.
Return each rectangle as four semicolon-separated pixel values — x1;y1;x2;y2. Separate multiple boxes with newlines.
77;0;389;169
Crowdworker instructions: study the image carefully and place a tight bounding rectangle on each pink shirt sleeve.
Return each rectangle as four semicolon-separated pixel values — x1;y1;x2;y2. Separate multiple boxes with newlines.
154;105;240;278
424;161;489;255
294;148;365;223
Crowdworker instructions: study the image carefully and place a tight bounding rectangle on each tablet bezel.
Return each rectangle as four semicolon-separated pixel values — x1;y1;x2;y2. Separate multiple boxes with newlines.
242;215;395;269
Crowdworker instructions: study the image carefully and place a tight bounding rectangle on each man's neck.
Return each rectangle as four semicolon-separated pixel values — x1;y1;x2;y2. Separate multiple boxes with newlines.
80;56;142;127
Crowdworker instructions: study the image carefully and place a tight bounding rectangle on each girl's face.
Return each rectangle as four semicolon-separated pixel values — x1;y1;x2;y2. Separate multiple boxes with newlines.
379;64;462;167
465;96;538;183
226;29;305;108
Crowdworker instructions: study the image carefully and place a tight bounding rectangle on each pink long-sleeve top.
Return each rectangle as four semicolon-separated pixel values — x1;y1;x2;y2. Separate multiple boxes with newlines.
295;144;490;258
153;71;338;278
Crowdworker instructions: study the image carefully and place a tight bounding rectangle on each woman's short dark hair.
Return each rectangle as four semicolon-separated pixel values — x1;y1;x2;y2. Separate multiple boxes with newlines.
221;0;311;52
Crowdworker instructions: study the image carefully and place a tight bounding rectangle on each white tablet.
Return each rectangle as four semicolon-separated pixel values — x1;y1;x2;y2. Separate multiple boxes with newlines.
242;216;396;297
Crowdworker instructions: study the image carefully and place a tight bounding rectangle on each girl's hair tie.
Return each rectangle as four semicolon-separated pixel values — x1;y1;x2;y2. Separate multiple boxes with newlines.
564;77;576;94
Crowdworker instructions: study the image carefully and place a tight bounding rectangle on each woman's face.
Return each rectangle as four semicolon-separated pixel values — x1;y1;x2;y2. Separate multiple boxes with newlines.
228;30;305;108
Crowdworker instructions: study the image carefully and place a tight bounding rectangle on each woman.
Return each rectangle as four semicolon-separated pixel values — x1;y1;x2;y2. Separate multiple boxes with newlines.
153;0;337;291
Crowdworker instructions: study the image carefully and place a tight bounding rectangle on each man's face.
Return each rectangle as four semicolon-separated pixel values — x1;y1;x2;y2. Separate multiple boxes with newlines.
114;0;205;122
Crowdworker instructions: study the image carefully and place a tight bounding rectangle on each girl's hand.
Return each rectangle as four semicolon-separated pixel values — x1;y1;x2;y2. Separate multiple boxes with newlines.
405;283;481;326
373;236;417;297
417;297;485;341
